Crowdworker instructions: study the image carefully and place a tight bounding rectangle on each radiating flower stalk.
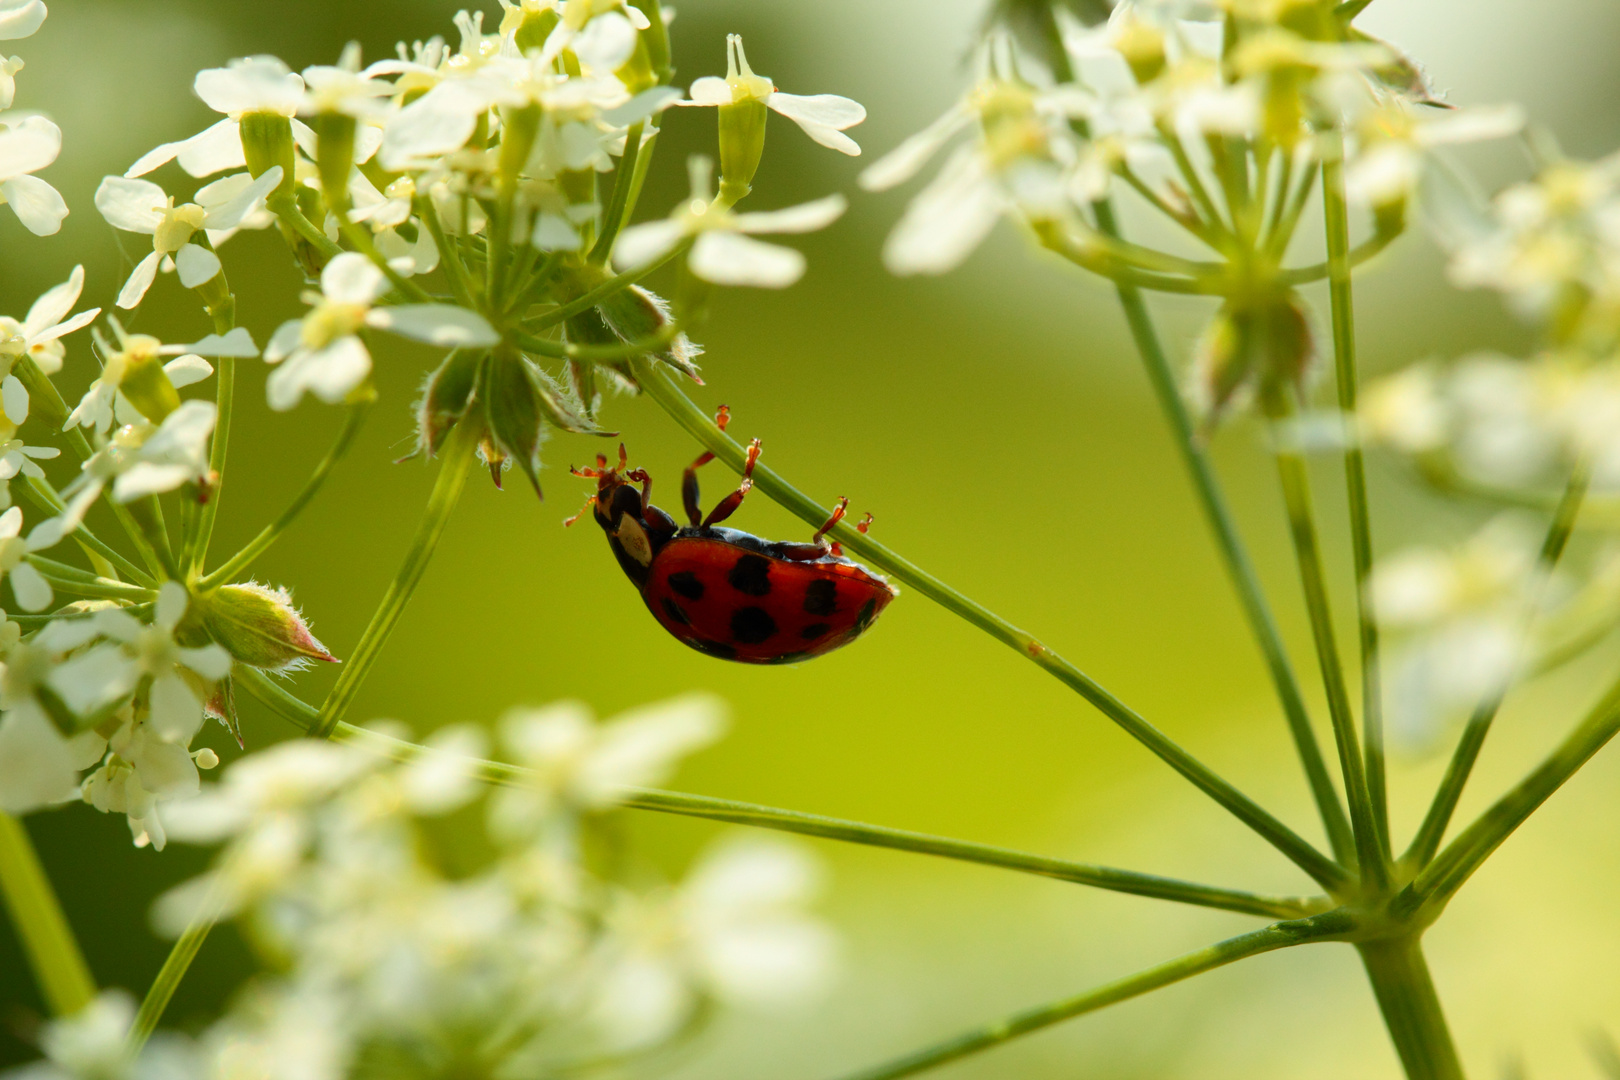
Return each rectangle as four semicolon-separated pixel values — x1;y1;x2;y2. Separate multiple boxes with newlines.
2;0;1620;1078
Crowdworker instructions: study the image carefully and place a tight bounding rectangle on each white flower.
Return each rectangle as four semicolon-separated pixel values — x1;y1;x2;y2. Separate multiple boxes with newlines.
614;159;846;287
678;35;866;156
5;991;137;1079
0;506;53;611
299;42;393;118
0;265;99;421
95;168;283;309
0;0;45;40
0;421;59;482
126;56;310;179
66;323;256;435
263;252;498;411
0;55;24;110
398;723;489;816
1346;101;1524;208
488;695;723;840
0;619;109;815
0;113;67;235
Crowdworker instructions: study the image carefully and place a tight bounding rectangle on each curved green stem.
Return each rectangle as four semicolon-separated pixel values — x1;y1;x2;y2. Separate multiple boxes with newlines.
833;913;1351;1080
308;414;480;738
588;120;645;265
1271;426;1386;889
1321;147;1391;867
512;326;677;361
187;356;234;578
198;399;372;591
630;357;1348;894
0;812;96;1016
125;885;221;1058
26;558;155;601
19;475;153;587
1403;462;1592;868
237;667;1325;920
270;197;342;260
1090;198;1354;866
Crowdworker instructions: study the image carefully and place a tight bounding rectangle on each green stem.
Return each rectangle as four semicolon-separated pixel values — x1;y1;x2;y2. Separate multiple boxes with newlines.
631;357;1348;894
1036;226;1220;295
1265;161;1321;261
833;913;1350;1080
26;559;154;601
188;356;234;578
1401;656;1620;916
19;475;153;586
1321;146;1390;866
0;812;96;1016
1403;462;1590;869
1091;198;1354;866
419;197;478;308
588;120;645;265
270;197;343;260
125;885;220;1058
525;240;691;332
237;668;1324;920
1159;124;1235;246
1357;936;1464;1080
198;399;372;591
1271;427;1386;888
308;414;480;738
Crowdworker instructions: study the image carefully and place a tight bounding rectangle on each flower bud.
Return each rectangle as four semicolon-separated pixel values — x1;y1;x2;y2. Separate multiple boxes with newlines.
239;112;297;204
716;35;773;202
1115;16;1167;85
1192;291;1315;430
595;284;703;380
506;1;560;54
196;582;336;672
415;348;483;457
481;346;608;495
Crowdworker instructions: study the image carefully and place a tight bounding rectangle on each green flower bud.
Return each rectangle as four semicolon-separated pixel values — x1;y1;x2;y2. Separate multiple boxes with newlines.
415;348;483;458
1192;290;1315;431
596;284;703;380
239;112;297;204
481;347;609;495
197;582;336;672
505;1;560;54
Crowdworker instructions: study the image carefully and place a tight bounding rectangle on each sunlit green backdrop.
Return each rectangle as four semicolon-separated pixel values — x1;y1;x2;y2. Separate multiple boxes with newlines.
5;1;1620;1076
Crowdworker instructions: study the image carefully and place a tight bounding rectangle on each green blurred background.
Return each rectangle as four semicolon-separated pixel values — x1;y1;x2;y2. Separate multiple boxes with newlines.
5;0;1620;1075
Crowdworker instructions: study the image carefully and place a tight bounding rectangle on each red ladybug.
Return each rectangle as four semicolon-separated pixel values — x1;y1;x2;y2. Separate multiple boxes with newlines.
568;407;898;664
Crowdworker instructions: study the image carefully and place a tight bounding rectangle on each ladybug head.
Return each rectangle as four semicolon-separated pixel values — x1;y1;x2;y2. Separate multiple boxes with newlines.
567;444;675;587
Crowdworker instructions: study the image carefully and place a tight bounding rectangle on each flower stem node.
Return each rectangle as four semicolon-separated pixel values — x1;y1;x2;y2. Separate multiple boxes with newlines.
1192;290;1315;432
195;582;336;672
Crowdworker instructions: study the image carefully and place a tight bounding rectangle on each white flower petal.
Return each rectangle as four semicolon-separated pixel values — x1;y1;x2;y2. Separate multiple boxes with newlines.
690;231;806;287
163;354;214;388
22;264;85;339
178;327;259;357
112;463;195;502
365;303;499;348
859;105;969;191
200;165;282;230
601;86;684;128
0;505;18;539
572;11;637;73
320;251;388;305
681;76;731;107
94;176;166;234
194;57;304;117
734;194;846;235
124;139;184;179
0;174;67;236
148;673;204;744
881;144;1005;275
0;0;46;40
267;337;371;410
612;218;686;271
790;120;860;155
175;243;222;288
175;118;247;178
0;114;59;180
377;79;492;170
178;644;231;681
574;694;725;804
1416;104;1525;148
116;252;163;310
10;560;51;612
2;374;26;425
768;91;865;135
264;319;303;363
0;706;80;813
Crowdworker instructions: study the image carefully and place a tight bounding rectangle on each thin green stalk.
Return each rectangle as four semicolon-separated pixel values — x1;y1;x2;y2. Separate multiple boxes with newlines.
1158;124;1234;245
198;399;372;591
588;120;645;265
270;197;343;260
526;240;691;332
1321;145;1390;866
1271;431;1386;888
1264;147;1296;244
237;667;1326;920
26;559;154;601
630;357;1349;894
0;812;96;1016
1117;166;1223;250
1404;462;1591;869
19;475;153;586
308;413;480;738
1265;161;1321;261
125;884;221;1058
188;356;235;578
1091;197;1354;865
419;198;478;308
833;913;1351;1080
1036;225;1221;295
1357;936;1464;1080
1279;226;1403;285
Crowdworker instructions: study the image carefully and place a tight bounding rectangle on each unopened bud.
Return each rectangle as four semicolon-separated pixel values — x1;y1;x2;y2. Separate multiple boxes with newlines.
239;112;297;204
508;1;560;54
194;748;219;769
596;283;702;380
415;348;482;457
197;582;336;672
1192;291;1314;430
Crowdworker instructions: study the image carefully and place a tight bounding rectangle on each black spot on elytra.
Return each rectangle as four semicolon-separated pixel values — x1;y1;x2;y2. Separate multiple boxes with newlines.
667;571;704;600
800;623;831;641
688;637;736;660
855;598;877;630
727;554;772;596
803;578;838;616
730;606;777;644
661;598;690;625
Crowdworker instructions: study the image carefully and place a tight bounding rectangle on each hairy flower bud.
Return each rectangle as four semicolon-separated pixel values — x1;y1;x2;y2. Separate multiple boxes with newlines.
1192;291;1315;430
196;582;335;672
415;348;483;457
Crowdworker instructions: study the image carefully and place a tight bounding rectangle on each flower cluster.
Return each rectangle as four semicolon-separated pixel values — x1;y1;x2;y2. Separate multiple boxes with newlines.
0;0;66;236
12;701;833;1080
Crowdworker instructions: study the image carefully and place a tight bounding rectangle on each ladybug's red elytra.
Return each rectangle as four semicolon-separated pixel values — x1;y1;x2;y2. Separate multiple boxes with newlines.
567;407;898;664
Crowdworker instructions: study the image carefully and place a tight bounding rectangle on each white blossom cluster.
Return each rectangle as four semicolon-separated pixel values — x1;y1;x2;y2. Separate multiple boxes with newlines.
8;700;834;1080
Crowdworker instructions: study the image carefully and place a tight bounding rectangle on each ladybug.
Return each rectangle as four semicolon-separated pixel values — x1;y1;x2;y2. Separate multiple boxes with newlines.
567;407;898;664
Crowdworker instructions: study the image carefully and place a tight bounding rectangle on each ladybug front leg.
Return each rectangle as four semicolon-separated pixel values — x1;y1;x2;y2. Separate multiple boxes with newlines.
700;438;762;527
683;405;740;526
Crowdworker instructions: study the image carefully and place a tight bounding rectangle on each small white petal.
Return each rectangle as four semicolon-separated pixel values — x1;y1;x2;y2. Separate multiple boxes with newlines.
602;87;684;128
267;337;371;410
366;303;499;348
768;91;865;133
116;252;163;310
175;118;247;178
94;176;166;234
264;320;303;363
155;580;189;631
0;707;79;814
175;244;222;288
0;0;46;40
2;374;26;425
194;57;304;117
177;327;259;357
320;251;388;305
147;673;204;744
21;264;85;339
178;644;231;681
0;114;59;181
112;463;195;501
200;165;281;229
681;76;731;107
124;140;184;179
1416;104;1526;148
163;354;214;388
612;218;686;270
734;194;846;235
28;307;97;348
0;174;67;236
10;560;51;612
689;231;806;288
881;144;1005;275
859;105;970;192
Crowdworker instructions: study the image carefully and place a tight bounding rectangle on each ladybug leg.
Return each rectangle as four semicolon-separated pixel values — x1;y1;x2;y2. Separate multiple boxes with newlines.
680;405;733;526
700;438;762;527
812;497;849;555
562;494;597;527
